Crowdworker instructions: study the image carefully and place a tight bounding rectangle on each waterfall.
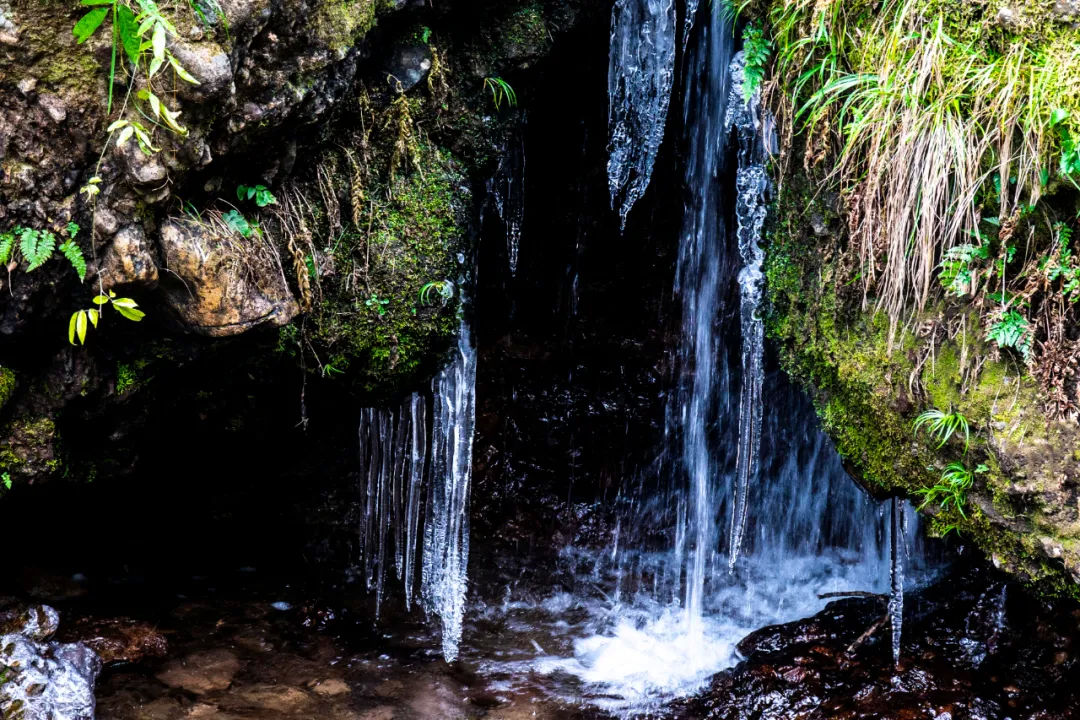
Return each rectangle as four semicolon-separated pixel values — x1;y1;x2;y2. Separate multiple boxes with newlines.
669;0;735;641
421;315;478;662
537;4;938;711
607;0;677;227
726;51;769;571
355;314;476;663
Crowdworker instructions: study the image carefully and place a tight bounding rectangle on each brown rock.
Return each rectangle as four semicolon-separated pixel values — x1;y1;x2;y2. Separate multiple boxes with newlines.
100;225;160;291
156;649;241;694
159;218;299;337
59;616;168;665
309;678;351;696
217;684;314;713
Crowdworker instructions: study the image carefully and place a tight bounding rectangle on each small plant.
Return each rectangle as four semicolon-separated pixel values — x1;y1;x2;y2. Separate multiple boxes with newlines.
483;77;517;111
0;223;86;281
913;408;970;451
75;0;199;122
222;209;255;238
986;309;1033;360
418;280;454;305
1;472;11;493
1043;222;1080;302
365;294;390;316
1052;108;1080;185
741;22;772;101
938;242;989;297
69;290;145;346
237;184;278;208
917;461;988;519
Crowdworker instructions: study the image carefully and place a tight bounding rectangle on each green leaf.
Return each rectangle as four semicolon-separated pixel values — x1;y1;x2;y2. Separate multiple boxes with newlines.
115;304;146;322
0;233;14;265
1051;108;1070;127
117;4;141;65
73;7;109;43
93;294;111;305
222;210;252;238
69;311;82;346
76;309;88;344
59;239;88;282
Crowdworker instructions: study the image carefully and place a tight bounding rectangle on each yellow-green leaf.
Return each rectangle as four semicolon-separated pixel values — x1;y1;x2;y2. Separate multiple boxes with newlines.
168;55;200;85
93;295;110;305
88;308;99;327
68;312;80;345
76;309;88;344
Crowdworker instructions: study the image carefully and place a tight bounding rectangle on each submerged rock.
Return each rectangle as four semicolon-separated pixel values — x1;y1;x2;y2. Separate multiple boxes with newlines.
0;605;101;720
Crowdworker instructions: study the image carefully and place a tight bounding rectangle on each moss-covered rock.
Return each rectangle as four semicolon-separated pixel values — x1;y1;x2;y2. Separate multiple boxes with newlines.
0;367;14;412
766;171;1080;599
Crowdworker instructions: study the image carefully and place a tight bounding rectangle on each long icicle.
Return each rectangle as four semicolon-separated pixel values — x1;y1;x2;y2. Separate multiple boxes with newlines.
726;49;769;571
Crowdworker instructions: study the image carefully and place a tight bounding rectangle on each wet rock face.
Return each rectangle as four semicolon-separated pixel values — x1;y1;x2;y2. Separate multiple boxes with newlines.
677;565;1080;720
0;605;101;720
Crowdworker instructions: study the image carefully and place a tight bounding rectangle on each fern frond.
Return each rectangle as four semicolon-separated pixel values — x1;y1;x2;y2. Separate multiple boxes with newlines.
59;240;88;282
0;233;14;265
20;228;57;271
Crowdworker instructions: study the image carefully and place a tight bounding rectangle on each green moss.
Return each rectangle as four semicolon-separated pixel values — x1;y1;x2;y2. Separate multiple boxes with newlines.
766;170;1080;598
0;367;15;412
307;143;464;395
312;0;379;55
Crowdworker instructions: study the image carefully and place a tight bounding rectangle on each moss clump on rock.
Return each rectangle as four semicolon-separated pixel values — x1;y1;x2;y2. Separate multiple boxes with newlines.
0;367;15;412
301;141;467;395
766;172;1080;600
312;0;380;56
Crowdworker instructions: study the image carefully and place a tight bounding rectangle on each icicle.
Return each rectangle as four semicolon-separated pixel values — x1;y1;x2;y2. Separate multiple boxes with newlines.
357;393;430;620
489;124;526;276
421;314;478;662
725;50;769;571
888;496;905;668
403;394;426;610
607;0;677;227
682;0;700;46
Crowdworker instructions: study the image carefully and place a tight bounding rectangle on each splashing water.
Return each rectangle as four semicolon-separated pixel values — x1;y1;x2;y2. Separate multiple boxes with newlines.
607;0;677;227
422;315;478;662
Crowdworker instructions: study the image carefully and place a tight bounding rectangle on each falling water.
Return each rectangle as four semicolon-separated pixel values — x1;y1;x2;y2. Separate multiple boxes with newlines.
726;51;769;571
421;315;478;662
607;0;677;227
534;4;938;712
355;313;477;662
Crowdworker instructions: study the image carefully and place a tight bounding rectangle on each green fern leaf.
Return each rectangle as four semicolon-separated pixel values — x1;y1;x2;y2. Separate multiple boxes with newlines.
59;240;88;282
0;233;13;265
23;230;56;272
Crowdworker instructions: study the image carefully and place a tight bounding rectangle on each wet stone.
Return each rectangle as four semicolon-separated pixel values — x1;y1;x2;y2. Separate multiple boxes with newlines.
155;649;241;695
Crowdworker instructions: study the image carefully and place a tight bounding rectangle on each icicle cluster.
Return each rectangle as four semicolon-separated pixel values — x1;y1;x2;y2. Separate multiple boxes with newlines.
422;317;478;662
607;0;677;227
356;315;477;662
357;394;428;618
